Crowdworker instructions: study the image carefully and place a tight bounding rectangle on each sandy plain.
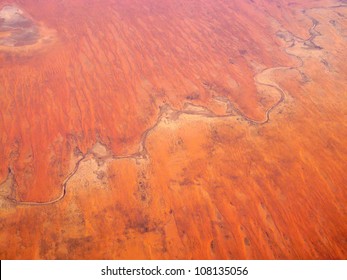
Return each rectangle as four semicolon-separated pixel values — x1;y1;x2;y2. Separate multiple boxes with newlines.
0;0;346;259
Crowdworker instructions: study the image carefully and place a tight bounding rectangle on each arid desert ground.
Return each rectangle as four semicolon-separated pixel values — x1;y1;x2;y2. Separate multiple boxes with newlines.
0;0;346;259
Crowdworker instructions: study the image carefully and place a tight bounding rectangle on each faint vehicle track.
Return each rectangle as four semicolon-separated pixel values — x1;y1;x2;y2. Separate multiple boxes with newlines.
1;4;345;206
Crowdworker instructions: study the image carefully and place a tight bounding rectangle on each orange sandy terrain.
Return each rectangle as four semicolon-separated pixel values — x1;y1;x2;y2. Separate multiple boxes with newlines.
0;0;346;259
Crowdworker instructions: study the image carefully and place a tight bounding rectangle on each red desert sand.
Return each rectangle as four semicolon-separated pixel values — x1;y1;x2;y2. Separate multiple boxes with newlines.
0;0;346;259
